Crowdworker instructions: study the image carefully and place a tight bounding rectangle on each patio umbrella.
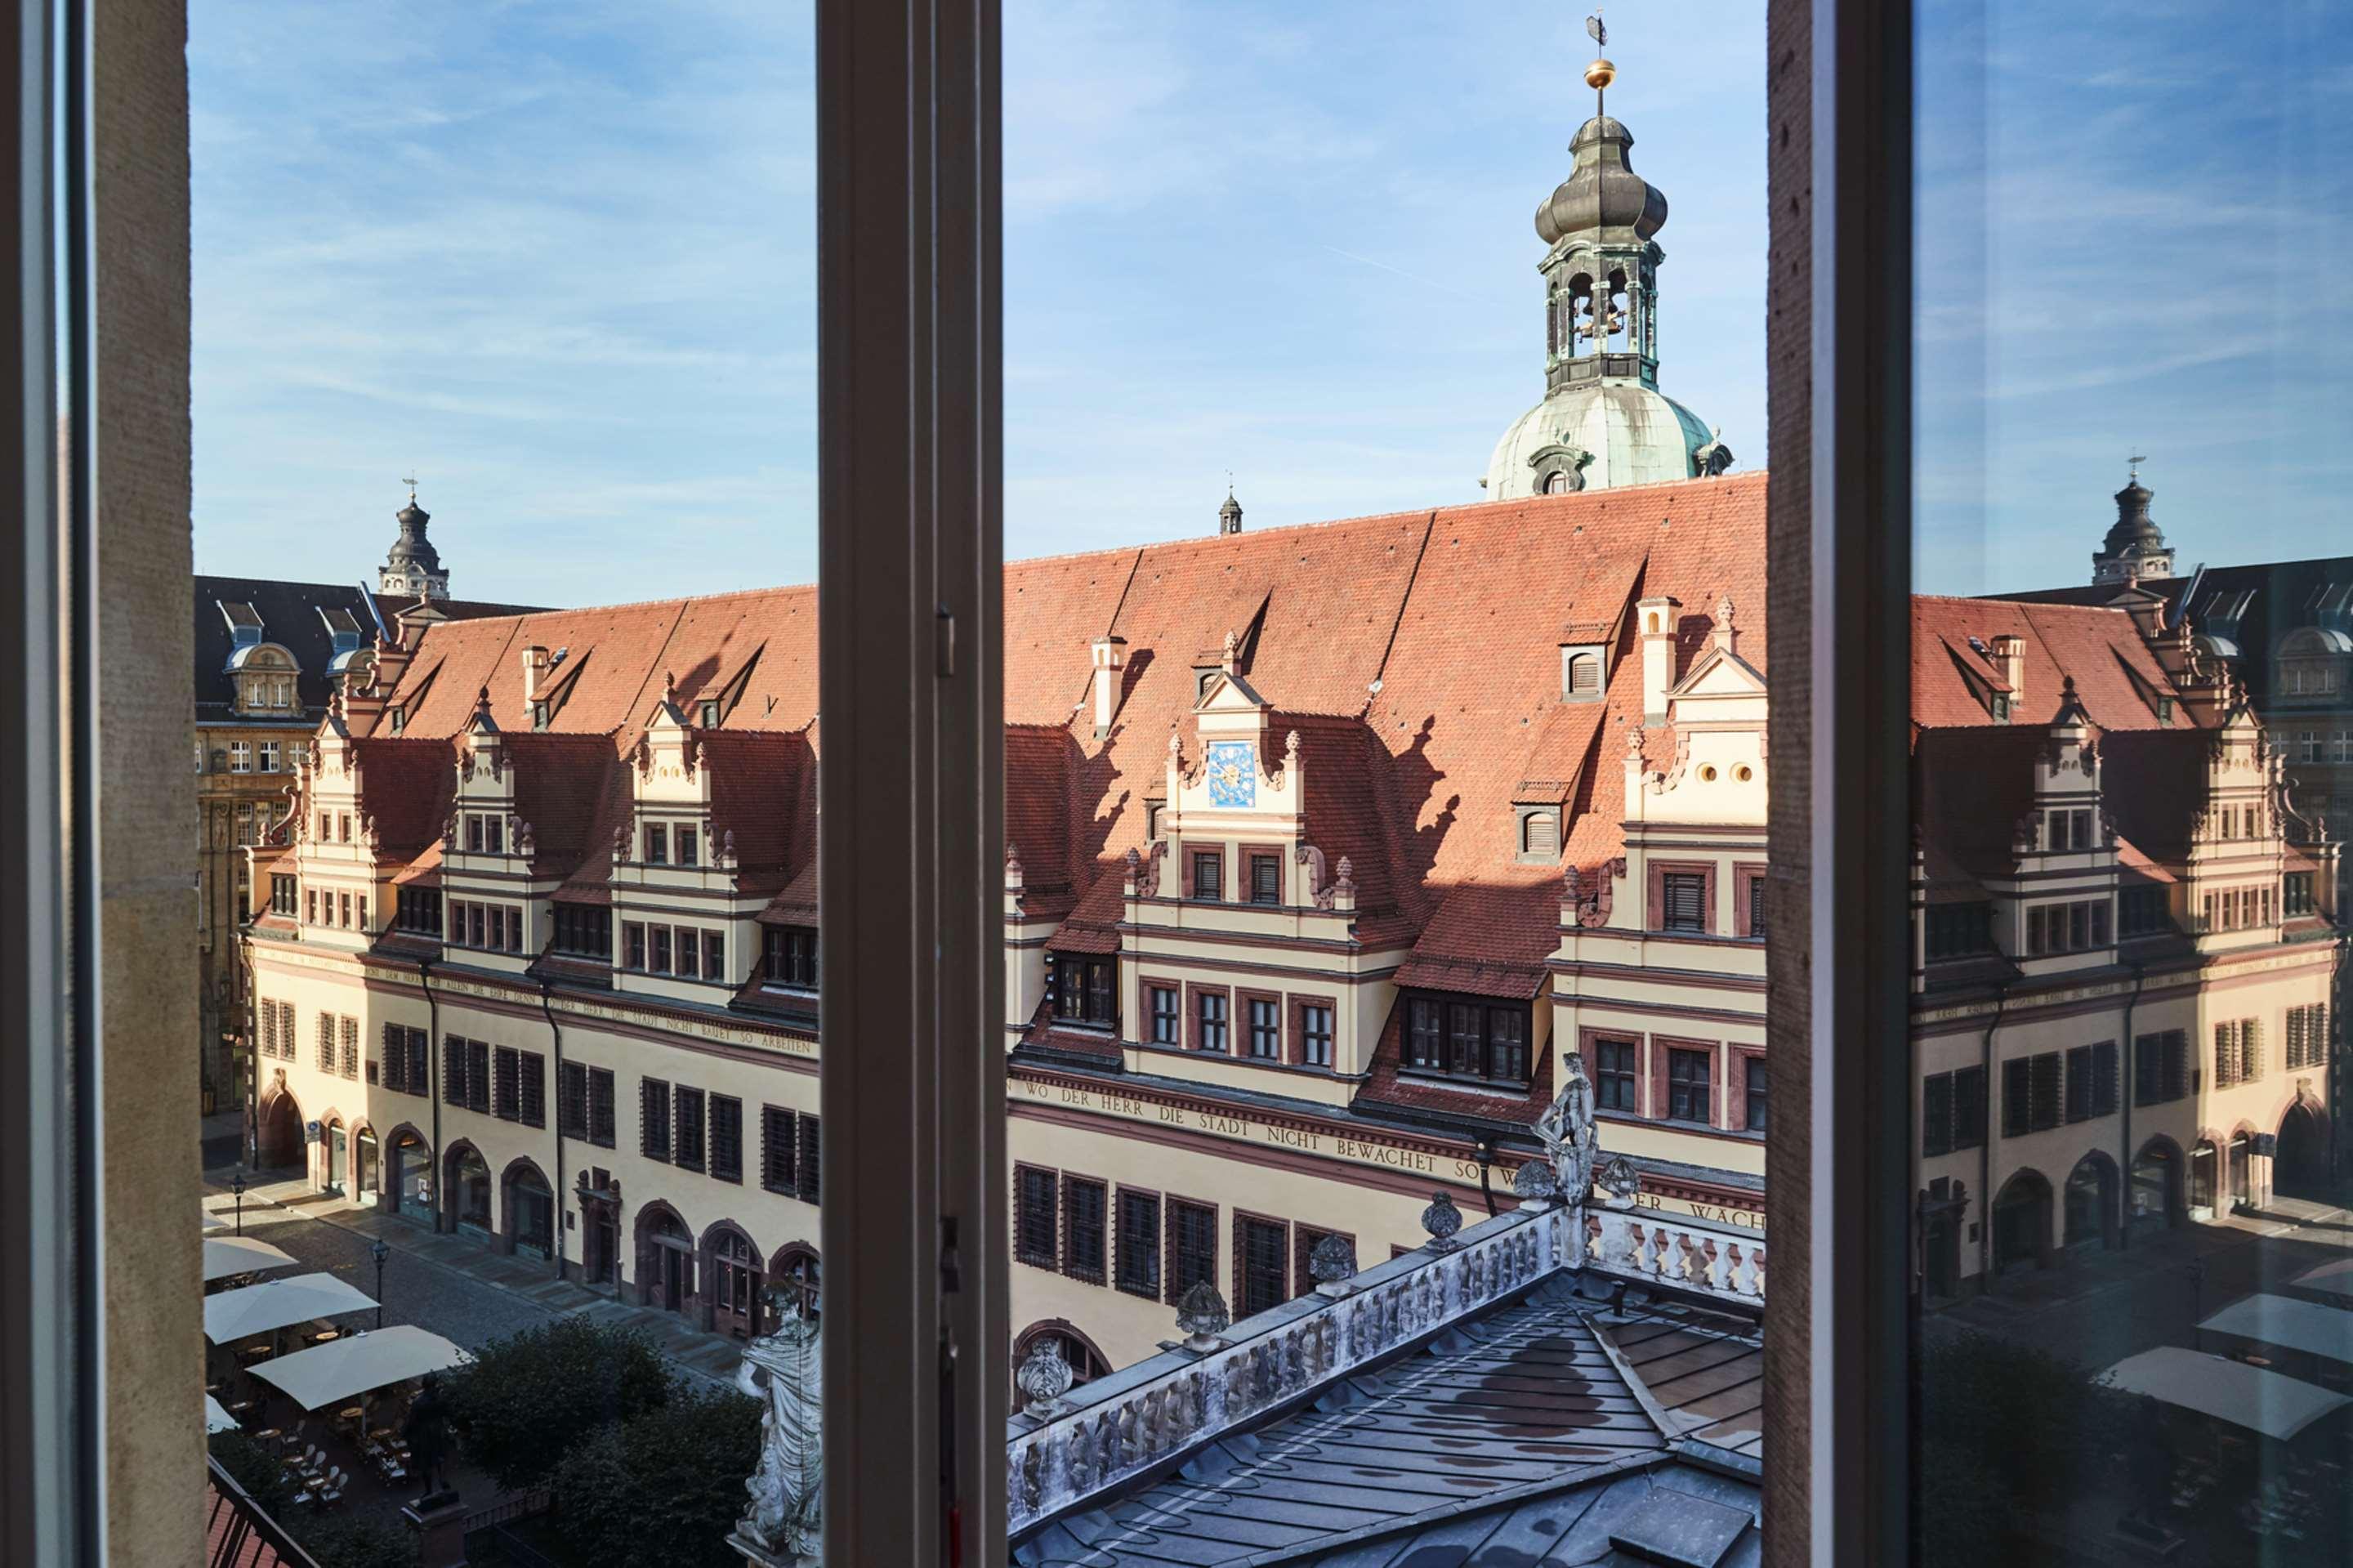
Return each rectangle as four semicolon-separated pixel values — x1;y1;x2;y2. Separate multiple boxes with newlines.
2198;1293;2353;1368
2101;1346;2351;1442
250;1325;472;1412
203;1272;377;1344
205;1394;238;1435
203;1235;297;1284
203;1211;228;1232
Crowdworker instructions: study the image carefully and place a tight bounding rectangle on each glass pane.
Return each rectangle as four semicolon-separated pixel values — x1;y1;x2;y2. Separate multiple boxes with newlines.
1916;4;2350;1560
1003;5;1772;1557
195;5;820;1558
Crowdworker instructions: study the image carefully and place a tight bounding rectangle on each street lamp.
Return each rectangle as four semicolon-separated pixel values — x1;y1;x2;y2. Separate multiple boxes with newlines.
230;1169;248;1237
371;1238;391;1330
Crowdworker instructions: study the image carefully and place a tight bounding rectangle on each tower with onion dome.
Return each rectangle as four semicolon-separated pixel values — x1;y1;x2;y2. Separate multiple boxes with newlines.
1485;18;1731;499
377;476;449;600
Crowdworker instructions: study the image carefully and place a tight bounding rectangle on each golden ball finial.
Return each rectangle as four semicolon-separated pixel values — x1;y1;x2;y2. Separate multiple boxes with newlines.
1584;57;1616;92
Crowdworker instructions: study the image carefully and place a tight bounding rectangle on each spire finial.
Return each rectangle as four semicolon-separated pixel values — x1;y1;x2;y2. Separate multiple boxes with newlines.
402;471;418;505
1584;11;1614;115
2127;450;2146;485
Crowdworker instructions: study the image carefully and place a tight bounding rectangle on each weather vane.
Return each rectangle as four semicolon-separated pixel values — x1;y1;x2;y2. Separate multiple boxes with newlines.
1585;11;1616;117
401;471;418;503
2128;451;2145;484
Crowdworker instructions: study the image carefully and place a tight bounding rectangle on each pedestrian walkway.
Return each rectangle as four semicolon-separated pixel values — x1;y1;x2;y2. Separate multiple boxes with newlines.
202;1165;747;1387
1927;1186;2353;1371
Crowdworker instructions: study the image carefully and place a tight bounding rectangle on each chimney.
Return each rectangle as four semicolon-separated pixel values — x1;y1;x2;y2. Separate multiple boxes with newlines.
1636;595;1680;722
1990;634;2025;716
1090;636;1127;739
521;645;551;704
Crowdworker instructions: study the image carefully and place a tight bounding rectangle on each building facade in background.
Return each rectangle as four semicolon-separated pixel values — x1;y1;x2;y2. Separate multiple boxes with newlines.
195;499;538;1131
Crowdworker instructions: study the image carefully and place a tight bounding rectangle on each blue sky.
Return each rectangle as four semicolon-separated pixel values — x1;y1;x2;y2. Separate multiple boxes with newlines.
189;2;2342;607
189;1;1762;603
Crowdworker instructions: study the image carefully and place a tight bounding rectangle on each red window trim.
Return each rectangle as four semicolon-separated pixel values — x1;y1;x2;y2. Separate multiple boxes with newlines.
1727;1042;1768;1133
1583;1025;1648;1119
1235;986;1283;1061
1731;861;1769;939
1143;981;1181;1047
1238;840;1286;905
1230;1208;1291;1318
1162;1194;1217;1307
1185;981;1232;1052
1288;991;1338;1068
1647;858;1718;935
1652;1034;1721;1128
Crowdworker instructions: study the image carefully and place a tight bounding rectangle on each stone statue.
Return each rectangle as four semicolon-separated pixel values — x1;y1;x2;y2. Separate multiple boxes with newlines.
402;1372;456;1503
1534;1053;1600;1206
734;1298;824;1565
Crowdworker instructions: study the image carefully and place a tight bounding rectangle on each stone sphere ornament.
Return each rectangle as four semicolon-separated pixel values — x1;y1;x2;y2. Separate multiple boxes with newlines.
1511;1159;1560;1208
1584;56;1616;91
1175;1280;1232;1353
1308;1233;1359;1297
1015;1337;1076;1418
1421;1191;1464;1252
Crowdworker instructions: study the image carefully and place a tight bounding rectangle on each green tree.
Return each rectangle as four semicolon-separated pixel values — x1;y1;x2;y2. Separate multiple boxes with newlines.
443;1318;674;1490
295;1515;419;1568
208;1430;294;1513
549;1386;762;1568
1919;1328;2165;1557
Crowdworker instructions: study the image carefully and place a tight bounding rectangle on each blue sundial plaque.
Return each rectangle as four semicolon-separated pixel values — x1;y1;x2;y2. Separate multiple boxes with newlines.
1204;741;1257;807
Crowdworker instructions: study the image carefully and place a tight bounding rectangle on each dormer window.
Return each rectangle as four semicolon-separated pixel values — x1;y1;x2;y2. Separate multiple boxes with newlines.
1990;694;2012;723
699;699;721;727
1145;802;1164;840
1515;806;1561;864
1248;853;1280;905
1051;956;1116;1028
676;826;699;867
530;701;549;731
764;926;819;989
1559;645;1605;701
645;824;669;864
389;706;406;735
1403;994;1530;1085
2043;808;2093;851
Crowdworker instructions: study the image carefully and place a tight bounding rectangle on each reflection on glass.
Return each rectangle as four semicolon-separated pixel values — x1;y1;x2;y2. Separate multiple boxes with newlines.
1917;3;2353;1561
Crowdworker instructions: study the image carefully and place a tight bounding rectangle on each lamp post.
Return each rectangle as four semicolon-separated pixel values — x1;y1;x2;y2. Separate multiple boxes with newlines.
372;1238;391;1330
230;1169;248;1237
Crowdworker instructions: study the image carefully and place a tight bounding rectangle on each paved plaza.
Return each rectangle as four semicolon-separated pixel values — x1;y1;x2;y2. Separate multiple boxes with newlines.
202;1164;746;1386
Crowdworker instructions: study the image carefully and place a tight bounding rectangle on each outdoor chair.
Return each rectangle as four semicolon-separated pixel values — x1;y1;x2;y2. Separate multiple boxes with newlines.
317;1468;344;1506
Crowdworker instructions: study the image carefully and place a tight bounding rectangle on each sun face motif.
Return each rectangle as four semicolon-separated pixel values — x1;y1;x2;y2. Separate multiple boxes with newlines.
1204;742;1257;807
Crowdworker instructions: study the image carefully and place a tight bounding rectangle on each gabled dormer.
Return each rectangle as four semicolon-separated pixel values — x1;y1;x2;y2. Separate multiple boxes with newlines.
219;601;304;717
1163;669;1311;908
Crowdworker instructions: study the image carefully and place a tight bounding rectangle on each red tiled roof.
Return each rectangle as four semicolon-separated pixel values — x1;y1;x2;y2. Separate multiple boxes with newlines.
1913;596;2196;734
352;474;1770;989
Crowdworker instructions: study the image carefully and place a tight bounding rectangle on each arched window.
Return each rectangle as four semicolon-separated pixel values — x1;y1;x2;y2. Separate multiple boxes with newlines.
449;1145;492;1235
1011;1324;1112;1412
1545;468;1574;494
1568;652;1600;695
712;1229;761;1339
766;1245;821;1330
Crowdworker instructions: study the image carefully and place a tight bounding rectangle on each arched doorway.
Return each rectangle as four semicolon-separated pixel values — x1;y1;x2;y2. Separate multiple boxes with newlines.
1990;1168;2052;1275
504;1161;555;1261
637;1205;695;1316
1011;1321;1113;1412
389;1130;433;1224
2129;1138;2183;1234
353;1127;379;1197
447;1144;493;1237
2064;1153;2118;1250
2190;1140;2218;1217
766;1244;821;1333
2277;1101;2330;1197
2228;1132;2253;1211
707;1226;763;1340
254;1079;302;1169
323;1119;346;1195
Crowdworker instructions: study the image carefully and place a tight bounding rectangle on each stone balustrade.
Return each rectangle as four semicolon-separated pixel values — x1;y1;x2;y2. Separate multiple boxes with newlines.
1584;1202;1767;1303
1003;1199;1766;1539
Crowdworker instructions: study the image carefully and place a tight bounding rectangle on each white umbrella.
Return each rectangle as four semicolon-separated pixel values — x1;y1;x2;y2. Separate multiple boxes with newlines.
2101;1346;2352;1442
203;1235;297;1284
2290;1257;2353;1303
205;1394;238;1434
251;1325;473;1411
2199;1293;2353;1368
203;1211;228;1233
203;1272;377;1345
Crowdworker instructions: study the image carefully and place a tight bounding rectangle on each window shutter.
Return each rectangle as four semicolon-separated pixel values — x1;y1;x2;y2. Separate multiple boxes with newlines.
1064;1178;1106;1283
1569;653;1600;694
711;1097;742;1183
444;1035;467;1105
2001;1057;2029;1138
520;1052;546;1128
797;1114;821;1202
1924;1075;1953;1156
1525;811;1559;860
1953;1065;1985;1149
1663;873;1705;931
2244;1019;2263;1080
2030;1053;2061;1131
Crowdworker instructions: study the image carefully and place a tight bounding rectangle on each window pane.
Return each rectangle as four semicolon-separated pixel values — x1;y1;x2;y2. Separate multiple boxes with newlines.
1914;6;2347;1556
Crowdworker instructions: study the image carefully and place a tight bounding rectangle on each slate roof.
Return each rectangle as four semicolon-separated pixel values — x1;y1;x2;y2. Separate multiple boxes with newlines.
1012;1273;1762;1567
1997;555;2353;705
192;575;540;721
